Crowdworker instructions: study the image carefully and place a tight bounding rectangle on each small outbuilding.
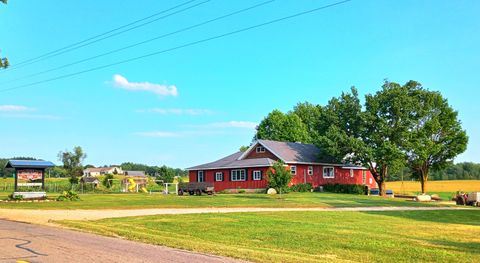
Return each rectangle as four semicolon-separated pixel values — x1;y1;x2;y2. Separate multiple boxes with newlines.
80;176;100;188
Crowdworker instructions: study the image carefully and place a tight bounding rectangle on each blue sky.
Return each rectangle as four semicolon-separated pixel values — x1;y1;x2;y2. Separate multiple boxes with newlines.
0;0;479;168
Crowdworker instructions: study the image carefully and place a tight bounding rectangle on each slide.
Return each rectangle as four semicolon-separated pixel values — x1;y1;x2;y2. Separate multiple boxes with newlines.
141;187;148;193
128;178;136;192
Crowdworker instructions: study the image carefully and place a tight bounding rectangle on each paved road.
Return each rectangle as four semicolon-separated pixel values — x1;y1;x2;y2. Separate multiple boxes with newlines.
0;219;242;263
0;205;464;225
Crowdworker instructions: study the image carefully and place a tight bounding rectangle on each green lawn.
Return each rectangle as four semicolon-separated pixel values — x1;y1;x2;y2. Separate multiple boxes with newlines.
58;210;480;262
0;192;449;210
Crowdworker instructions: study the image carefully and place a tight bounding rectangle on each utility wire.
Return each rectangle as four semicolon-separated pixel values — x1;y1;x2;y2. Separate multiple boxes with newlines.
0;0;352;93
0;0;275;85
2;0;204;71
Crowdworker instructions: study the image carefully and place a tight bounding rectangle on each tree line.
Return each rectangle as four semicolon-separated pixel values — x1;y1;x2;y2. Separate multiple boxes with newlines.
0;146;187;184
255;80;468;195
389;162;480;181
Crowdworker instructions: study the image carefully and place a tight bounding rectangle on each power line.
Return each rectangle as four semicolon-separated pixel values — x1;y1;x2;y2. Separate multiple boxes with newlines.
0;0;352;94
0;0;275;85
2;0;205;71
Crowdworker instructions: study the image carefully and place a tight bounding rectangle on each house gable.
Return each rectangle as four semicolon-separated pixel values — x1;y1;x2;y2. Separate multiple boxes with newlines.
241;142;280;161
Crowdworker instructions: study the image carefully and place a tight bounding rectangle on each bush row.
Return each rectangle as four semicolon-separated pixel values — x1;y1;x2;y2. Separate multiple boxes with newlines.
290;183;313;192
321;183;366;194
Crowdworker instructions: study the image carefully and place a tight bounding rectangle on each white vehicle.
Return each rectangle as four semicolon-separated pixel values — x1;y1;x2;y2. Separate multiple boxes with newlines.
467;192;480;206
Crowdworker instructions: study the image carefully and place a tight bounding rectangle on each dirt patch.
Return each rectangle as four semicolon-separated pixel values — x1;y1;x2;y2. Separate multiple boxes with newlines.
0;206;469;225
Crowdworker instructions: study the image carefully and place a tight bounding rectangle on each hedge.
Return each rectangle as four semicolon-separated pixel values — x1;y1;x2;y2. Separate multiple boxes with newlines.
322;183;366;194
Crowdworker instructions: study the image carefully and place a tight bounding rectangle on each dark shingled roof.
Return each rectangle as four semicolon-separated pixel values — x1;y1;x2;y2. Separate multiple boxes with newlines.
5;160;55;169
188;140;366;170
256;139;321;163
125;171;146;176
187;151;275;170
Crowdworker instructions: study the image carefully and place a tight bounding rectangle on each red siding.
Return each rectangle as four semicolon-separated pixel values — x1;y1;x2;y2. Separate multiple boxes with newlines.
189;164;377;191
189;167;269;191
289;164;377;189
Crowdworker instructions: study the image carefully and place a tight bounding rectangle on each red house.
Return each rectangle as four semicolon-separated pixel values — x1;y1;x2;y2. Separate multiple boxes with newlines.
187;140;377;192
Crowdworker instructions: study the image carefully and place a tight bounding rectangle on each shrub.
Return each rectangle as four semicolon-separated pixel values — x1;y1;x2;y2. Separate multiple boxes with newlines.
8;194;23;201
267;161;293;194
56;190;80;201
323;184;365;194
290;183;313;192
102;174;114;188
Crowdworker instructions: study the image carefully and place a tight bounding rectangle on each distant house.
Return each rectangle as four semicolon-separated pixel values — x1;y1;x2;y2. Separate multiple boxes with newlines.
187;139;377;192
83;166;123;177
124;170;146;177
80;176;100;187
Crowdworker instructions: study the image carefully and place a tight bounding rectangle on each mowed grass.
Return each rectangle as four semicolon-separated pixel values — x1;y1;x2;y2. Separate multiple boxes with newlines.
0;192;447;210
387;180;480;199
58;210;480;263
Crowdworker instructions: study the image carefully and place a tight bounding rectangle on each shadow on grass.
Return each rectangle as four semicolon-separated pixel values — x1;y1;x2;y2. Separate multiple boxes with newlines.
364;209;480;226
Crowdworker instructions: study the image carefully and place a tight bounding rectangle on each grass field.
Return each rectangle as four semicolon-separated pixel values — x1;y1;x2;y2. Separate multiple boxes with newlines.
58;210;480;263
0;192;447;210
387;180;480;199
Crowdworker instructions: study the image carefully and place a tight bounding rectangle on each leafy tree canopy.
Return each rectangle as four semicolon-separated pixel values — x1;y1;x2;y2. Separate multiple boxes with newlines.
255;109;311;143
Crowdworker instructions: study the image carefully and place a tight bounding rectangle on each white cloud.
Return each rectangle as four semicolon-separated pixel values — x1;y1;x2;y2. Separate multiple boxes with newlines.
136;108;214;115
0;105;34;112
112;74;178;97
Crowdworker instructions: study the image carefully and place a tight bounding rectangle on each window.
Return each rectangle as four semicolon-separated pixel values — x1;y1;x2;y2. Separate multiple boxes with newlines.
231;169;246;181
323;167;334;178
253;170;262;181
290;165;297;175
256;146;266;153
197;171;205;182
362;170;367;184
215;172;224;182
350;169;354;178
308;166;313;176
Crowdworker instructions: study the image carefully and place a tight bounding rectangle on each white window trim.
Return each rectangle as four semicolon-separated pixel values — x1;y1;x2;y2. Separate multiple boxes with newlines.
350;169;354;178
231;169;247;181
323;167;334;178
256;146;265;153
290;165;297;175
215;172;223;182
253;170;262;181
197;171;205;182
307;166;313;176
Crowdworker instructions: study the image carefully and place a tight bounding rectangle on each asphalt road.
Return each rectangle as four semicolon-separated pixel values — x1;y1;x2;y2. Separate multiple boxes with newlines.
0;219;242;263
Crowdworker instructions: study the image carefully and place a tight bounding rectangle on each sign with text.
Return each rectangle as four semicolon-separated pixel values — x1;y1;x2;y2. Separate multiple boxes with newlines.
17;169;43;181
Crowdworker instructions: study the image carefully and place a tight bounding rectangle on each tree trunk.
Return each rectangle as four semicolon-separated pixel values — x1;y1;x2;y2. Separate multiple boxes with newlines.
420;168;429;194
378;180;386;196
369;164;387;197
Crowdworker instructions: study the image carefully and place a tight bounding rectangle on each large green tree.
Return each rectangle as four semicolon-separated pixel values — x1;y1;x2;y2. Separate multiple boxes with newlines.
292;102;323;141
58;146;87;185
318;82;420;196
255;110;311;143
0;0;8;69
404;89;468;193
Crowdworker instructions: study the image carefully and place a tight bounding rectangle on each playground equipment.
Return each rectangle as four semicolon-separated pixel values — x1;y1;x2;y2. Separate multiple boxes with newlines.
122;177;148;193
128;178;136;192
163;183;179;195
